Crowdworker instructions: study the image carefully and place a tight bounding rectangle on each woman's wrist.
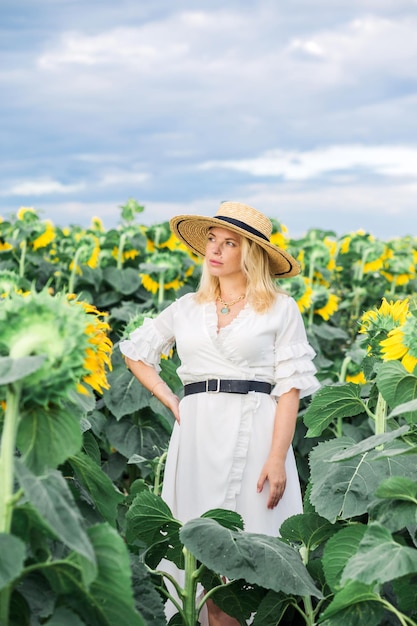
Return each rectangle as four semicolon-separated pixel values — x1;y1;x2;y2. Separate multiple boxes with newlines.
151;380;166;396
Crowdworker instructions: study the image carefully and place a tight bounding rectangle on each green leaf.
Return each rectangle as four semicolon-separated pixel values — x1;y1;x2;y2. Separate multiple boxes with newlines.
376;361;417;422
375;475;417;503
280;513;338;552
43;607;87;626
126;491;183;568
120;198;144;221
309;438;417;522
66;524;146;626
0;533;26;589
68;452;125;527
201;508;244;531
311;323;349;341
341;522;417;585
392;574;417;615
328;425;409;461
44;606;86;626
103;267;141;295
252;590;293;626
102;361;150;420
14;460;95;562
369;499;417;533
202;579;265;623
106;414;169;466
388;398;417;418
130;558;167;626
180;518;323;598
322;525;367;592
0;355;46;384
303;384;365;437
318;581;384;625
17;402;83;473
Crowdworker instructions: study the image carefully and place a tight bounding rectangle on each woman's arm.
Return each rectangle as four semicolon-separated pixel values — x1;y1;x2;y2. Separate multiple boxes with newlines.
256;387;300;509
125;357;181;424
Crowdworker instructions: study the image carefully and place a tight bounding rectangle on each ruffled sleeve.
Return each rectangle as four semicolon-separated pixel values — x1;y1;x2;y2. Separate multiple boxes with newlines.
272;297;321;399
119;305;176;373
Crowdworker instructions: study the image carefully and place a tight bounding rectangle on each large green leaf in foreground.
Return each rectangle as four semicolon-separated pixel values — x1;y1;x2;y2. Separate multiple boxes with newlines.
14;460;95;562
342;522;417;585
309;437;417;522
303;383;365;438
180;517;322;598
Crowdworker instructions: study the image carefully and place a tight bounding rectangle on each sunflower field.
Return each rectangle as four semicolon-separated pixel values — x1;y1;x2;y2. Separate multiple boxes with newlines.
1;199;417;626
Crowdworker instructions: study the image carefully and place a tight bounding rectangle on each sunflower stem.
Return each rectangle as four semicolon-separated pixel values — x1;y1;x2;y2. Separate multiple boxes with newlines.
153;451;167;496
339;356;352;383
375;392;387;447
19;239;27;279
0;383;22;626
117;233;127;270
158;271;165;306
68;246;85;293
389;278;397;296
182;546;199;625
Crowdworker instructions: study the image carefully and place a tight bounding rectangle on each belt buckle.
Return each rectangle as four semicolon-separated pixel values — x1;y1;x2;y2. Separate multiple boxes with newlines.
206;378;221;393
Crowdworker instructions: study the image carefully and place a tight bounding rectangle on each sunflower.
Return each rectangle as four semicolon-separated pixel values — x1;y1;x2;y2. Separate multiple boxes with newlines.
0;290;113;405
90;216;104;231
360;298;409;334
323;237;338;271
32;220;55;250
380;314;417;373
281;275;313;314
140;251;189;295
359;298;409;359
315;293;339;321
311;287;340;321
111;246;140;262
345;371;367;385
0;241;13;252
16;207;36;221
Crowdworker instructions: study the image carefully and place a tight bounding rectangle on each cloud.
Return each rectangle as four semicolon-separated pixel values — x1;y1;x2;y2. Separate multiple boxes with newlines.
199;144;417;181
1;170;151;198
2;179;85;196
97;171;150;186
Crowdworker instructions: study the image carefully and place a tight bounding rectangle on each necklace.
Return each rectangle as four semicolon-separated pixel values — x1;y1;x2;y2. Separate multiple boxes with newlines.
217;294;246;315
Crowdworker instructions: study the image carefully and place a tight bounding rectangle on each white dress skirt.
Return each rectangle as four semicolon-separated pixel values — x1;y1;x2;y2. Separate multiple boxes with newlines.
119;292;320;623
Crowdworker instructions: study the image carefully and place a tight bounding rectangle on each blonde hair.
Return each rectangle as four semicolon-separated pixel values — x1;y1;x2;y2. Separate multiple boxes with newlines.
195;235;285;313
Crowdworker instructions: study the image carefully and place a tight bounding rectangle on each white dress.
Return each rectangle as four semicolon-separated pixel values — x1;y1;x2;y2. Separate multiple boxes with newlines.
119;292;320;622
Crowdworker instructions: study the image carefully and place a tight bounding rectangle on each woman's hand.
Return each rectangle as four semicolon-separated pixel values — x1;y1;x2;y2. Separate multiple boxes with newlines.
152;381;181;424
166;392;181;424
257;456;287;509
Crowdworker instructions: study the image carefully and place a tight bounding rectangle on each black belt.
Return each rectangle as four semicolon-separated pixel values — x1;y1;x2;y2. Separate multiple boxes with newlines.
183;379;272;396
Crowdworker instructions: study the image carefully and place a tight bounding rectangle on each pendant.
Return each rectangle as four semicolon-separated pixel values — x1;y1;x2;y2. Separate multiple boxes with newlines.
220;306;230;315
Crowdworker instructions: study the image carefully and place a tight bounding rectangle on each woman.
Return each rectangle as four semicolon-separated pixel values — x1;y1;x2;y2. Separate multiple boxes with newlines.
120;201;320;626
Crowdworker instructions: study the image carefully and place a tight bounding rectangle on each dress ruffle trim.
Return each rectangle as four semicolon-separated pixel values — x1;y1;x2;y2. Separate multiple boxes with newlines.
223;393;260;511
273;340;320;398
119;318;174;371
275;341;316;363
272;375;321;399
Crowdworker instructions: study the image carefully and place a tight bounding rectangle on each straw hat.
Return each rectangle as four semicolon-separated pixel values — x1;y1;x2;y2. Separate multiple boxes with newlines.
169;201;300;277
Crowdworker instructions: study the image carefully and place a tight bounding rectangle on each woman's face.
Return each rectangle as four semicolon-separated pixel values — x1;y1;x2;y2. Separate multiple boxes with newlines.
205;227;244;280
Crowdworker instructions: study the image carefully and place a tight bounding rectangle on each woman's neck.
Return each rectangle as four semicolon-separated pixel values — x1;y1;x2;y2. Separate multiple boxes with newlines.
218;277;247;300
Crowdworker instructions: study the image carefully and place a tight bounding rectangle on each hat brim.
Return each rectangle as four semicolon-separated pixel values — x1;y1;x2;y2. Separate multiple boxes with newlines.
170;214;300;277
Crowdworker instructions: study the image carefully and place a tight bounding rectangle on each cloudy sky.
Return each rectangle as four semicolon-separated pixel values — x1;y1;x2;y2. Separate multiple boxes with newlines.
1;0;417;239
